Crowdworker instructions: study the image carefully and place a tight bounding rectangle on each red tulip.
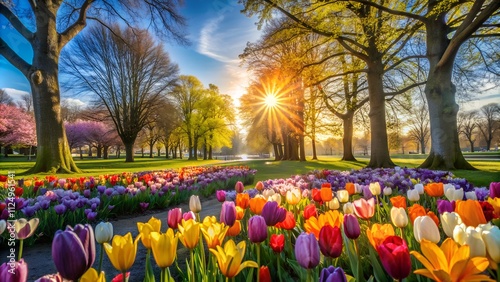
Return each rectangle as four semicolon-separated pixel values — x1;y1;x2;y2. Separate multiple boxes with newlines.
343;214;360;239
353;198;375;220
276;211;296;230
270;234;285;253
303;204;317;220
259;266;271;282
318;225;342;258
376;236;411;280
167;208;182;229
311;188;322;203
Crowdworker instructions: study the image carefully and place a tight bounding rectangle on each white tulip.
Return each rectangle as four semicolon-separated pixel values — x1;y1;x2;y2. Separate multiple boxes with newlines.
444;187;464;202
95;221;114;244
414;183;424;194
414;216;440;243
440;212;462;238
407;189;420;202
189;195;202;213
383;187;393;196
326;198;340;210
482;225;500;262
336;190;349;203
0;220;6;235
465;191;477;200
453;223;468;245
343;202;354;214
390;207;408;228
466;227;486;258
369;182;381;196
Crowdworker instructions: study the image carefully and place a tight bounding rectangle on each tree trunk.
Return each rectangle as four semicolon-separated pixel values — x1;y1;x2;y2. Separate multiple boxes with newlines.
469;140;475;153
190;138;198;160
96;145;102;158
203;142;207;160
342;112;357;161
124;142;135;162
366;61;395;168
299;134;306;161
420;139;426;154
208;145;213;160
103;146;109;159
187;135;193;159
311;137;318;160
149;143;154;158
79;147;83;159
273;143;280;161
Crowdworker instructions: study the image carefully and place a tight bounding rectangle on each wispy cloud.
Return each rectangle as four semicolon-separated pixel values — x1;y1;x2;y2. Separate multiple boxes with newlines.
2;88;29;99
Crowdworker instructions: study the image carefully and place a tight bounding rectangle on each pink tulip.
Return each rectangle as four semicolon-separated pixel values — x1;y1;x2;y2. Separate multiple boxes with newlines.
352;198;375;220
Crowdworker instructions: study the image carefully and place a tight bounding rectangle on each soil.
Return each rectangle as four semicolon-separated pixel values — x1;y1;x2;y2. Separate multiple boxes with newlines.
0;196;223;282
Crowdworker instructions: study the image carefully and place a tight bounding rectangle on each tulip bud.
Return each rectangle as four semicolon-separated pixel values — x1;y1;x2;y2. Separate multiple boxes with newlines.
270;193;281;204
414;183;424;194
0;220;6;235
259;266;271;282
262;201;286;226
440;212;462;238
354;183;363;194
189;195;202;213
319;266;347;282
183;211;196;221
437;199;454;214
286;188;301;205
303;204;317;220
216;190;226;202
235;181;244;193
0;259;28;282
248;215;268;243
167;208;182;229
407;189;420;202
326;198;340;210
318;225;342;258
369;182;381;196
262;188;275;199
465;191;477;200
377;236;411;280
343;202;354;214
413;216;440;243
270;234;285;253
95;222;113;244
295;233;320;269
490;182;500;198
255;181;264;192
220;201;237;227
444;187;464;202
336;190;349;203
390;207;408;228
481;225;500;262
383;187;392;196
343;214;360;239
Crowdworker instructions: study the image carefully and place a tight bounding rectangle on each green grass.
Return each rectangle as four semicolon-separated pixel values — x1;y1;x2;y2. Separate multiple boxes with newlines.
1;155;499;187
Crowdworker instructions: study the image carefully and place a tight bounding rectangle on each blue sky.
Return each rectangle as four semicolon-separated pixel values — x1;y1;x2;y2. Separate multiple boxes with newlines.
0;0;261;107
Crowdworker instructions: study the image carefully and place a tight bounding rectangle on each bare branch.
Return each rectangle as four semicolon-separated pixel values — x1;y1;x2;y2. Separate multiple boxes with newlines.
0;37;31;77
0;4;34;42
58;0;94;48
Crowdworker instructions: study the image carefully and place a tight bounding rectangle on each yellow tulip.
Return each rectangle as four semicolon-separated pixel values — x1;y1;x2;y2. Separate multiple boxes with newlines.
411;238;494;282
304;210;343;239
366;223;395;249
104;232;141;272
202;216;218;228
286;188;301;205
137;217;162;249
80;268;105;282
150;229;178;268
178;219;200;250
209;240;258;278
201;221;228;249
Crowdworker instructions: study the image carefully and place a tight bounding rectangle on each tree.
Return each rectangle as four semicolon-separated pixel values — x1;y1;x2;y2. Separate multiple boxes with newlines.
458;110;479;152
18;93;33;113
156;100;182;159
477;103;500;151
0;104;37;156
0;89;15;106
61;25;179;162
0;0;186;172
407;100;431;154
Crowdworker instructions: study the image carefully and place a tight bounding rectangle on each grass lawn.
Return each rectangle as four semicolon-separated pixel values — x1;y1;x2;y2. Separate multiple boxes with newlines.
0;154;499;187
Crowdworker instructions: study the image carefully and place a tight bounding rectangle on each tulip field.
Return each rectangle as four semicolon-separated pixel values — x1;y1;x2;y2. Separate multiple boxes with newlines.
1;165;500;281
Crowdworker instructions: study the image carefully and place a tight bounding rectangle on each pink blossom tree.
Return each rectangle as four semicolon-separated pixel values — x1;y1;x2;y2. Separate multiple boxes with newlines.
65;120;120;159
0;104;37;157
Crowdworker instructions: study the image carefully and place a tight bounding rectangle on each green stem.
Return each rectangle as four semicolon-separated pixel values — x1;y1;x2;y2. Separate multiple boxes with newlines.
354;239;362;282
98;243;104;274
18;239;24;260
256;243;261;282
123;271;128;282
307;269;313;282
277;254;283;282
161;268;166;282
190;249;195;282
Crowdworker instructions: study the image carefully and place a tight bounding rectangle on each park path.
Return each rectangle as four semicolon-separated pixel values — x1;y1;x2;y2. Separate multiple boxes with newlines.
1;196;222;282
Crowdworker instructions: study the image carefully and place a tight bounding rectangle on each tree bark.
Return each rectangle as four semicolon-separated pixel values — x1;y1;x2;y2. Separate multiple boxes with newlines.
469;140;475;153
342;112;357;161
149;143;154;158
103;146;109;159
420;139;426;154
311;137;318;160
124;142;134;162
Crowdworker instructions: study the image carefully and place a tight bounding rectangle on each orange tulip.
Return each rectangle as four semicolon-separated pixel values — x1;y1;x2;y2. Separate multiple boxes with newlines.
427;211;439;227
226;220;241;236
366;223;395;250
408;204;426;225
321;185;333;202
276;211;296;230
249;196;266;215
345;183;355;195
235;193;250;209
424;183;444;197
455;200;487;227
390;196;407;209
304;210;343;239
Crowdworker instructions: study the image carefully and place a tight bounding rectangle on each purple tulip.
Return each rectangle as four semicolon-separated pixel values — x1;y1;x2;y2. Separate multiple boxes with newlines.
261;201;286;226
295;232;320;269
220;201;237;227
216;190;226;202
248;215;268;243
83;189;91;198
343;214;361;239
0;259;28;282
320;266;347;282
52;224;95;280
86;212;97;221
490;182;500;198
54;204;66;215
437;199;454;214
235;181;244;193
139;202;149;212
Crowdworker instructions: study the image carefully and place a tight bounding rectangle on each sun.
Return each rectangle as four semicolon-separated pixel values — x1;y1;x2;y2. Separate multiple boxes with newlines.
264;93;278;108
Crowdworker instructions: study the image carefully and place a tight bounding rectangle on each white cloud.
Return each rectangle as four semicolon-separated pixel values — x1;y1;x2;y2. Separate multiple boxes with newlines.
2;88;30;100
62;97;87;108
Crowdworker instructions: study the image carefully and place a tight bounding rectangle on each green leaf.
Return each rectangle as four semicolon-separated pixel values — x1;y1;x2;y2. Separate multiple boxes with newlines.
368;247;390;282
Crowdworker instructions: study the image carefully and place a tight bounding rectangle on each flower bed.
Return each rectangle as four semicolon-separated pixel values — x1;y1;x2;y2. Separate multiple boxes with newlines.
1;167;499;282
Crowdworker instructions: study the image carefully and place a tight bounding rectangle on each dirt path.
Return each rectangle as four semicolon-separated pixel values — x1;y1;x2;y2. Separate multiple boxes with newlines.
0;196;222;282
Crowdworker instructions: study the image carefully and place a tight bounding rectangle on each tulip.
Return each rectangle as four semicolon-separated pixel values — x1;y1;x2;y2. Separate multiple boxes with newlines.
286;188;301;205
275;211;296;230
249;196;267;215
343;202;354;214
248;215;267;243
352;198;375;220
465;227;486;257
0;259;28;282
383;187;392;196
216;190;226;202
481;224;500;262
0;219;6;235
104;232;141;273
14;218;39;239
259;266;271;282
95;222;113;244
295;232;320;269
226;220;241;236
137;216;162;249
150;229;178;268
201;221;228;249
209;240;258;278
311;188;322;203
304;210;343;239
465;191;477;200
34;273;63;282
235;193;250;209
377;236;411;280
440;212;462;238
407;189;420;202
408;203;426;224
343;214;360;239
235;181;245;193
178;219;200;250
255;181;264;191
262;188;275;199
366;224;395;249
390;207;408;228
235;206;244;220
414;216;440;243
303;204;317;220
270;234;285;253
220;201;237;227
326;198;340;210
80;268;105;282
183;211;196;221
344;182;355;195
389;195;407;209
320;186;333;202
424;182;444;197
261;201;286;226
111;273;130;282
319;266;347;282
336;190;349;203
318;225;342;258
167;208;182;229
369;182;381;196
490;182;500;198
52;224;95;281
189;195;202;213
362;186;373;199
455;200;487;227
445;187;464;202
437;199;454;214
488;197;500;215
414;183;424;194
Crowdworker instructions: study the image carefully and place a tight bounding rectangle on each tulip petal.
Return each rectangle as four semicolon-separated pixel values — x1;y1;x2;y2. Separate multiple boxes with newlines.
420;240;447;270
